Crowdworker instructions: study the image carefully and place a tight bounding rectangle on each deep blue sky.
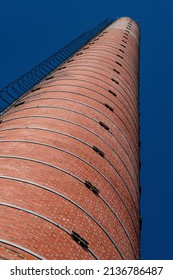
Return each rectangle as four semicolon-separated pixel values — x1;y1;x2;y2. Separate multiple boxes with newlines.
0;0;173;260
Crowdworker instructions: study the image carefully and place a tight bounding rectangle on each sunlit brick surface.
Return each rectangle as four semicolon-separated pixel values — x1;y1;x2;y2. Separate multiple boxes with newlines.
0;17;140;259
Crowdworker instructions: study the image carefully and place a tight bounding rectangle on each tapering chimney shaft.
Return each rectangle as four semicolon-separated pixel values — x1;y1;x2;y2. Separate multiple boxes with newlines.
0;17;140;260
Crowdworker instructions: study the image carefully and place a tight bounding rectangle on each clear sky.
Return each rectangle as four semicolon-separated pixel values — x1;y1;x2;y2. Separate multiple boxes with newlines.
0;0;173;260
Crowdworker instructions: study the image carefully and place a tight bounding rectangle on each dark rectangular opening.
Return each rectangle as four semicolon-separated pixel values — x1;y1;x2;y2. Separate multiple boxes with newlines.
108;89;117;97
99;121;110;131
58;66;66;70
117;54;123;59
85;181;93;189
112;78;119;85
84;181;99;195
92;187;99;195
14;101;25;107
104;103;114;112
116;61;122;67
93;146;105;157
45;76;54;80
71;231;89;249
31;87;41;92
113;69;120;74
67;59;74;63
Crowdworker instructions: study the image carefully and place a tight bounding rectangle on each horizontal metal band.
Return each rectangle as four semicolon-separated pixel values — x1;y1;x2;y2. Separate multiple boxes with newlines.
16;96;138;152
104;155;139;211
55;60;138;101
0;190;123;259
21;85;138;138
51;70;138;125
0;137;139;215
1;107;139;168
54;63;139;125
63;62;138;100
80;45;138;88
0;239;46;260
0;202;70;233
99;194;138;258
50;71;139;128
0;147;139;236
0;112;138;180
74;48;138;91
92;39;137;59
41;74;137;119
0;174;139;256
0;202;99;259
98;36;139;58
0;131;137;238
59;63;138;120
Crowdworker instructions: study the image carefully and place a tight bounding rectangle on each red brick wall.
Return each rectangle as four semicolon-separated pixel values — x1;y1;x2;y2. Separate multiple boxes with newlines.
0;17;140;259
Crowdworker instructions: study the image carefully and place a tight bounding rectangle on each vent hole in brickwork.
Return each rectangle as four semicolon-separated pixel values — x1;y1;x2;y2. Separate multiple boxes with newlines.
113;69;120;74
117;54;123;59
104;103;114;112
57;66;66;70
123;36;128;39
67;59;74;63
92;146;105;157
116;61;122;67
125;30;130;33
14;101;25;107
0;120;2;124
71;231;89;249
112;78;119;85
122;40;127;44
76;52;83;56
120;44;126;48
84;181;99;195
45;76;54;80
124;33;129;36
89;42;95;45
31;87;41;92
119;49;125;53
108;89;117;97
99;121;110;131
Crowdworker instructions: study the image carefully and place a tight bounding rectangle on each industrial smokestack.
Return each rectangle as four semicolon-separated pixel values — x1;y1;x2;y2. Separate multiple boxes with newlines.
0;17;140;260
